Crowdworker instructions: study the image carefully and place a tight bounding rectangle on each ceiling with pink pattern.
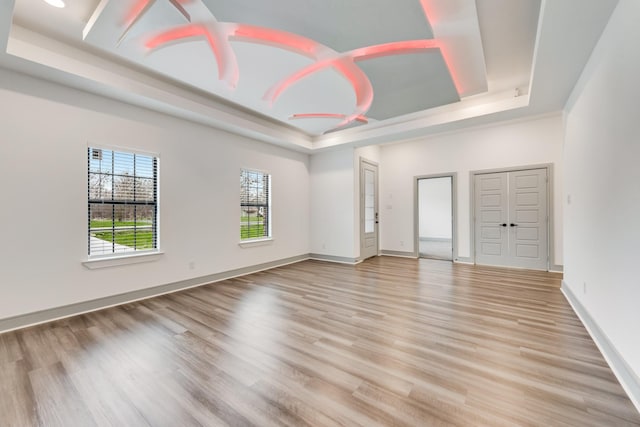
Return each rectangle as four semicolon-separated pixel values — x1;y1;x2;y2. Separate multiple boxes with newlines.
2;0;618;150
12;0;500;135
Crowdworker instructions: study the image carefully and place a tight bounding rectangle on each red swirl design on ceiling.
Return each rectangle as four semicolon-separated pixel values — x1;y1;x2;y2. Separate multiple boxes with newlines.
123;0;457;132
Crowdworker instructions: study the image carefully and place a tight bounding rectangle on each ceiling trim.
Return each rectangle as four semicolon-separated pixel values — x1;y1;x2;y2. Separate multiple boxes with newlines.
5;24;313;151
312;94;531;150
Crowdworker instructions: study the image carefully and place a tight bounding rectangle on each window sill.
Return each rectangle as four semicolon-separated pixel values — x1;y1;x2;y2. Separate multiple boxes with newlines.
238;238;273;248
83;251;164;269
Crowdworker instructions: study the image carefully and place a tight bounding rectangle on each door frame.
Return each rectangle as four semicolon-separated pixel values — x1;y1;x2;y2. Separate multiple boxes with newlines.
470;163;556;271
359;158;379;260
413;173;458;260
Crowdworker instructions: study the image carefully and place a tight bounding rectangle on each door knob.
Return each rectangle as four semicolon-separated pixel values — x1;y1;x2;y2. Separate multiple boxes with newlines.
500;223;507;227
510;223;518;227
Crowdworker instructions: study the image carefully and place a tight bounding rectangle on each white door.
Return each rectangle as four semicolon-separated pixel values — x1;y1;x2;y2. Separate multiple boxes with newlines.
475;172;509;266
508;169;548;270
474;168;548;270
360;159;378;259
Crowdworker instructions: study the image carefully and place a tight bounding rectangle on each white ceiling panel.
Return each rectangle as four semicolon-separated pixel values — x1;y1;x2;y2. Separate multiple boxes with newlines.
477;0;541;93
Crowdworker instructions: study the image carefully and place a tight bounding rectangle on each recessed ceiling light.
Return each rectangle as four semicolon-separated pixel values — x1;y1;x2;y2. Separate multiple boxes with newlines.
43;0;65;8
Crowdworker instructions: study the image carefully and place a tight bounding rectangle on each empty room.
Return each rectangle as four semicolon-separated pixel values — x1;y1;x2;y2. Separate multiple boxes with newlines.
1;0;639;425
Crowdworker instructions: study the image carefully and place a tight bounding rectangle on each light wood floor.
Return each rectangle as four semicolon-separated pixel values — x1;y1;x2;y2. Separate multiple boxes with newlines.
1;258;639;426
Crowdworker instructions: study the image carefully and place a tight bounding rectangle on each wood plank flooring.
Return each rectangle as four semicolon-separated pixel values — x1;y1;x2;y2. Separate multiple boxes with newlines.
1;257;639;426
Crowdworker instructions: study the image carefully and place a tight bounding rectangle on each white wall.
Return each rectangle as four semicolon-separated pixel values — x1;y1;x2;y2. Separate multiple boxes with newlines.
380;114;564;263
564;0;640;392
309;145;381;261
0;69;310;321
418;177;452;239
309;148;356;259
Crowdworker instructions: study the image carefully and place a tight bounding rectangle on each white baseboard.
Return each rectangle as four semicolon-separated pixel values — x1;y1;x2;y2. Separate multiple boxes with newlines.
380;250;417;258
308;254;362;264
561;281;640;414
0;254;310;334
451;257;563;272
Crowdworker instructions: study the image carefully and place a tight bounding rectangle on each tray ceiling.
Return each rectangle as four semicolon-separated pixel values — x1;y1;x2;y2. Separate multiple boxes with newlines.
10;0;500;135
14;0;620;152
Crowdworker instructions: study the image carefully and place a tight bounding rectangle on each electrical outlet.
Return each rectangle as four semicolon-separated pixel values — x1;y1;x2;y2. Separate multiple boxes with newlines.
322;243;326;250
583;282;587;294
400;240;404;247
188;261;196;270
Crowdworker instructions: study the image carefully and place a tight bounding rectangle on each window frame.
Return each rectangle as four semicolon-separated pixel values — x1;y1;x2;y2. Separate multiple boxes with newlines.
240;168;272;242
87;144;160;259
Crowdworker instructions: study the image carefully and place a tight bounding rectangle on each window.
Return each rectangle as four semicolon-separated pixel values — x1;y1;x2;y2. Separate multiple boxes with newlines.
240;169;271;240
88;147;158;257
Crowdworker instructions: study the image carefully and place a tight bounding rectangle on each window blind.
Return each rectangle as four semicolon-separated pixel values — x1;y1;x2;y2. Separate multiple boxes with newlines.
88;147;158;256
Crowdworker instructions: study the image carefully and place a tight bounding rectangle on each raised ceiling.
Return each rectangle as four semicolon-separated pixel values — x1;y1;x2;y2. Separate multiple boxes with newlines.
1;0;620;151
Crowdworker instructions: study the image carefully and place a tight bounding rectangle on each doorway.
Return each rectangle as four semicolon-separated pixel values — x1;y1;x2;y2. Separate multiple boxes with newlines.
473;167;549;270
415;174;456;261
360;159;379;260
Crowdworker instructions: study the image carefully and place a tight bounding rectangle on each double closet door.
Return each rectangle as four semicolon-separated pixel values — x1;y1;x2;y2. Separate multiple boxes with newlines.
474;168;548;270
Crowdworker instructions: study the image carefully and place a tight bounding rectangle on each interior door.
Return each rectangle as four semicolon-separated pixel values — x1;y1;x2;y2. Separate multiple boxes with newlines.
474;168;548;270
508;169;548;270
360;159;378;259
475;172;509;266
